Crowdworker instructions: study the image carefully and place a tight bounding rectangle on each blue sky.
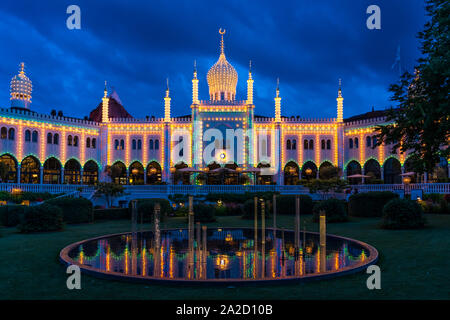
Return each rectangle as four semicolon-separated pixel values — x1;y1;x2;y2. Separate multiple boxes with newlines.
0;0;427;119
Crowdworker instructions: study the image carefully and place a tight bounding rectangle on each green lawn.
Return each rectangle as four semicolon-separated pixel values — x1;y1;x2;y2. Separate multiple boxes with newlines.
0;214;449;300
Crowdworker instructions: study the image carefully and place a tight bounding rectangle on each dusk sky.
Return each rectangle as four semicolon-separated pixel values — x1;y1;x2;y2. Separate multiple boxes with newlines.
0;0;427;119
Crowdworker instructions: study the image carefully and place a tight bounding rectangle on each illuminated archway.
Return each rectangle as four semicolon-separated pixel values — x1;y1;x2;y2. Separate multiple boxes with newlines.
364;159;381;182
146;161;162;185
21;156;40;184
383;158;401;184
301;161;318;180
111;161;127;185
346;160;362;184
129;161;144;185
43;157;62;184
0;154;18;183
318;161;337;179
284;161;299;185
83;160;99;185
64;159;81;184
257;162;272;185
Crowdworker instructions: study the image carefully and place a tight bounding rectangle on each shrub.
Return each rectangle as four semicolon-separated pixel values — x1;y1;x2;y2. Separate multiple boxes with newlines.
276;195;313;216
193;203;216;222
348;191;398;217
214;205;227;216
132;199;172;222
381;199;426;229
173;206;188;217
242;199;272;219
312;198;347;223
18;203;64;233
0;205;26;227
94;208;130;220
47;197;93;224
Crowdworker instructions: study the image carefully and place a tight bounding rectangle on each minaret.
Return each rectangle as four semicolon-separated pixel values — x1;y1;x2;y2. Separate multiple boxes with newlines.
102;81;109;123
192;61;199;104
247;60;254;105
10;62;32;110
336;78;343;122
274;78;281;122
164;78;171;122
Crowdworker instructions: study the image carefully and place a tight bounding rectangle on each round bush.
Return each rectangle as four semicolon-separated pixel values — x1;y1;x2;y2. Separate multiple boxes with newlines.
312;198;347;223
381;199;426;229
19;203;64;233
348;191;398;217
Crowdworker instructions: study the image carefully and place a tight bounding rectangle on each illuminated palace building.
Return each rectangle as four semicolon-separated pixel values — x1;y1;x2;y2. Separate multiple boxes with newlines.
0;32;437;187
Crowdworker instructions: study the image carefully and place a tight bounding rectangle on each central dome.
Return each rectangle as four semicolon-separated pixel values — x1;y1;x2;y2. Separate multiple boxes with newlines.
207;30;238;101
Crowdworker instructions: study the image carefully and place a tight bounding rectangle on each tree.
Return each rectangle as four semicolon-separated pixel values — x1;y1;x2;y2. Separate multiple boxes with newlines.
375;0;449;174
300;178;348;200
94;182;124;208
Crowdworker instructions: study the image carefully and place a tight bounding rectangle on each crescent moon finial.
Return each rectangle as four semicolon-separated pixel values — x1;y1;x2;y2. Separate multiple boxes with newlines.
219;28;226;35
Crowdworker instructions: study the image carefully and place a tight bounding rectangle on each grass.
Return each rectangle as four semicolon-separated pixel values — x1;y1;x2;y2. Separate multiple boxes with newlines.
0;213;449;300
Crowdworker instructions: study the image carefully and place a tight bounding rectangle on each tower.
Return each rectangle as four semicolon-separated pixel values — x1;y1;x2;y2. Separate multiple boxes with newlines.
337;79;343;122
101;81;109;123
10;62;32;110
274;78;281;122
192;60;199;105
164;78;171;122
247;60;254;105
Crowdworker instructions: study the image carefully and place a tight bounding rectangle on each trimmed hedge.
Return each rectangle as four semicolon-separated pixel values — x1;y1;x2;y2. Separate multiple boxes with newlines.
312;198;347;223
18;203;64;233
381;199;426;229
193;203;216;222
242;199;272;220
0;205;26;227
0;191;59;203
47;197;93;224
94;208;130;220
349;191;398;217
276;195;313;215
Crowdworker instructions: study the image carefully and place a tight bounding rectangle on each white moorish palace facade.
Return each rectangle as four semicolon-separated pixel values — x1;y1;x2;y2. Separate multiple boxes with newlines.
1;31;449;195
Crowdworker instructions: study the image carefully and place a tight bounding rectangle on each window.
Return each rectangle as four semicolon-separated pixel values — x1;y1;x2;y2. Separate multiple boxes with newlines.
8;128;15;140
149;139;154;150
321;139;325;150
366;136;371;147
304;139;309;150
155;139;159;150
32;131;38;143
68;135;73;146
137;139;142;150
372;136;377;147
286;139;291;150
114;139;119;150
354;137;359;149
53;133;59;145
86;137;91;148
73;136;79;147
327;139;331;150
349;138;353;149
1;127;7;139
92;138;96;149
47;132;53;144
292;139;297;150
132;139;137;150
309;139;314;150
25;130;31;142
179;137;184;157
120;139;124;150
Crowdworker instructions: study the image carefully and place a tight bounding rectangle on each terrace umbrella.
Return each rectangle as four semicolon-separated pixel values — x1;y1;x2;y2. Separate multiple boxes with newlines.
400;172;415;176
178;168;202;173
347;174;370;178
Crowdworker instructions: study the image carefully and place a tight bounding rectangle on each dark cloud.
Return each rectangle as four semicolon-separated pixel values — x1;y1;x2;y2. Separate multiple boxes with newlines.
0;0;426;119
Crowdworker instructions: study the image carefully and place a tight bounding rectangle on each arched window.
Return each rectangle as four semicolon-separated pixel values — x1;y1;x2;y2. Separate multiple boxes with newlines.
86;137;91;148
137;139;142;150
8;128;15;140
327;139;331;150
114;139;119;150
53;133;59;145
179;137;184;157
120;139;124;150
155;139;159;150
0;127;6;139
47;132;53;144
366;136;371;147
286;139;291;150
91;138;96;149
132;139;137;150
73;136;78;147
372;136;377;147
354;137;359;149
304;139;309;150
149;139;154;150
25;130;31;142
309;139;314;150
349;138;353;149
292;139;297;150
68;135;73;146
32;130;38;143
321;139;325;150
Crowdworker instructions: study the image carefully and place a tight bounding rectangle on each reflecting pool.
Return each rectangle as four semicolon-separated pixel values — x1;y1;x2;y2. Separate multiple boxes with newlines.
61;228;377;283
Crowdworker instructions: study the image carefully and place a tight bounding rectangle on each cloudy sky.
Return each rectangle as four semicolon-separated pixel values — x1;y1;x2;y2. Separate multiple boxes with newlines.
0;0;427;119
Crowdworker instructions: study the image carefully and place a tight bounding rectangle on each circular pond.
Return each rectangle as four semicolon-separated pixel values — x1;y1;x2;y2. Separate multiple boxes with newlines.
60;228;378;284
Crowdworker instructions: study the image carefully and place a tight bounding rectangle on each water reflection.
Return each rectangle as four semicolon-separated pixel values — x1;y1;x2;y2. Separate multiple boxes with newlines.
68;228;370;281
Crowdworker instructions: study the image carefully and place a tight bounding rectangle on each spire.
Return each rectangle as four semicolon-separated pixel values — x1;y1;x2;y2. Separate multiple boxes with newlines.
19;62;25;75
246;60;254;105
193;60;197;78
164;78;171;122
219;28;226;55
336;78;343;122
274;78;281;122
102;81;109;122
104;80;108;98
192;62;199;104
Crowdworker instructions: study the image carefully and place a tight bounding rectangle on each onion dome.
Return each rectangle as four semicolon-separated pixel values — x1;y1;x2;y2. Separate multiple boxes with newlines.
10;62;32;109
207;29;238;101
